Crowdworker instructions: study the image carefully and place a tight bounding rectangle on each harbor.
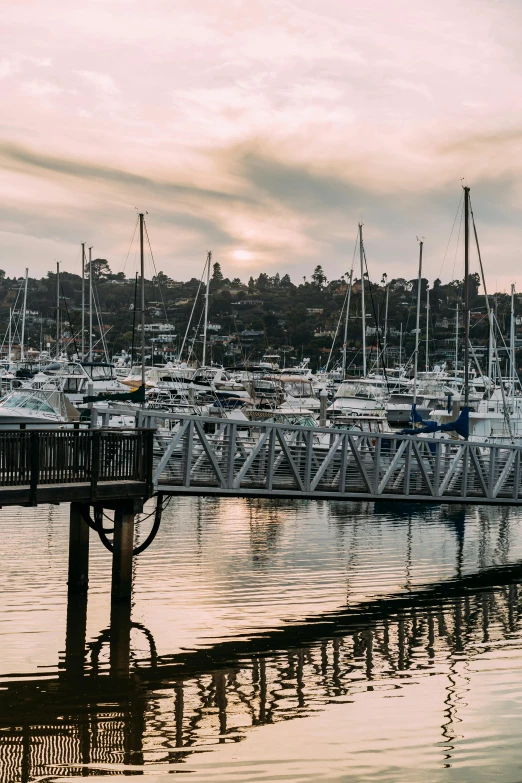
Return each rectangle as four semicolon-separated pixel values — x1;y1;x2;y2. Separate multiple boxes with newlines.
3;188;522;779
4;0;522;774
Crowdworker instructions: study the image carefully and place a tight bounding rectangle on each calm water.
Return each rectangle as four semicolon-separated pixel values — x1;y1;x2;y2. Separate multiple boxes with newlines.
2;497;522;781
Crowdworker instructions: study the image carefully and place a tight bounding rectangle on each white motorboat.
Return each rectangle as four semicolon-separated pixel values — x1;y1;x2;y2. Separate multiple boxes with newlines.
0;388;80;428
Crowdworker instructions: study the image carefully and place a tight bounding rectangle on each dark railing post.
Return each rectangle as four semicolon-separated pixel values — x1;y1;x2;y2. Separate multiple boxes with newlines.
90;430;101;503
29;431;40;506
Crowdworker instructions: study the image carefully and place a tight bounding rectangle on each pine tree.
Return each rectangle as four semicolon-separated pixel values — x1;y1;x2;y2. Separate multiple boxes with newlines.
212;262;224;282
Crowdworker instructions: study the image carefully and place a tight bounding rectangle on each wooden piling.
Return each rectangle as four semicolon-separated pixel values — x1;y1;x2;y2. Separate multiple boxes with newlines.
67;502;90;592
65;591;88;678
110;597;132;677
111;503;135;601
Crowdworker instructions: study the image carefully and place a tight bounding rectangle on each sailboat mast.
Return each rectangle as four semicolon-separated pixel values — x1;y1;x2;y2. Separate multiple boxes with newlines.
425;284;429;371
20;268;28;362
455;302;459;377
399;323;403;368
81;242;85;360
463;185;470;407
56;262;60;359
8;307;12;365
487;296;493;389
412;241;423;408
89;246;93;362
202;250;211;367
359;223;366;376
139;213;146;392
511;283;516;413
342;269;353;380
383;275;389;366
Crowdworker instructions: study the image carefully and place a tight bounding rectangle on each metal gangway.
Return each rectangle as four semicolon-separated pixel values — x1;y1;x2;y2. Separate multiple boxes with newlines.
121;411;522;506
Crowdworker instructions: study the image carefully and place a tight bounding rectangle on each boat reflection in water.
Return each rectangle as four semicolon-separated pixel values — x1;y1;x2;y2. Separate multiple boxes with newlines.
2;499;522;781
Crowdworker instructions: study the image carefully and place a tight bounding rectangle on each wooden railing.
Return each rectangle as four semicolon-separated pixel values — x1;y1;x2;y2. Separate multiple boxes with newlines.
0;429;154;502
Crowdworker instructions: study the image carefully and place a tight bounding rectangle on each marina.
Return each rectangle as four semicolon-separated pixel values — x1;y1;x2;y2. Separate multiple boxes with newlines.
5;1;522;778
3;188;522;779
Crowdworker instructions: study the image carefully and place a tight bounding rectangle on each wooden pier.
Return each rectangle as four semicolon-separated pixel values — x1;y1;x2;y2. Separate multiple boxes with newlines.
0;427;153;506
0;427;155;604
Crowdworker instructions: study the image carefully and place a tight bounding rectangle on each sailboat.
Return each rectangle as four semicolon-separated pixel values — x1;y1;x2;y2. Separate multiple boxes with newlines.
404;186;522;444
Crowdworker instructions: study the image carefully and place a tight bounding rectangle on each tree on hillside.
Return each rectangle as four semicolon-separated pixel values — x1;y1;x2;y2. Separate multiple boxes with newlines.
256;272;270;291
87;258;111;280
468;272;481;300
212;262;223;282
312;265;327;288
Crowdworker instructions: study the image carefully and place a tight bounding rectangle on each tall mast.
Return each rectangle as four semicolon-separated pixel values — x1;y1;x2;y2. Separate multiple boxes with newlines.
342;269;353;380
130;272;138;369
89;247;93;362
455;302;459;377
412;241;423;408
359;223;366;376
511;283;516;413
56;262;60;359
487;295;493;389
383;274;389;368
20;268;28;362
81;242;85;360
399;323;403;368
463;185;470;407
139;213;146;392
8;307;11;365
425;284;429;372
202;250;211;367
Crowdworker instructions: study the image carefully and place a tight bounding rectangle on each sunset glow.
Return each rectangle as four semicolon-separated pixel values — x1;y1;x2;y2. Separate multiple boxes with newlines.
1;0;521;286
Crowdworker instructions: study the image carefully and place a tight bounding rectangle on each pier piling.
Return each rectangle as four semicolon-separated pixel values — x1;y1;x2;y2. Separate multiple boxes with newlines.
111;502;136;601
110;597;132;677
67;502;90;592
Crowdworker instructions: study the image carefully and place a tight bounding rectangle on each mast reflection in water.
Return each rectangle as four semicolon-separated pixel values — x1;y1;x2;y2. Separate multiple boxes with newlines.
2;498;522;781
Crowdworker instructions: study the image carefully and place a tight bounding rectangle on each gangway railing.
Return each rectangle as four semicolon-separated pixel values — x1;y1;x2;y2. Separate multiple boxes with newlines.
140;413;522;505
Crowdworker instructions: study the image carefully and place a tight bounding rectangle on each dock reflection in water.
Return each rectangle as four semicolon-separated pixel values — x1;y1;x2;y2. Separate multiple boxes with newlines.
2;499;522;781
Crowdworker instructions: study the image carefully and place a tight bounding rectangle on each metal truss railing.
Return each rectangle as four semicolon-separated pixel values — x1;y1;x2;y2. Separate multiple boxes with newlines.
148;414;522;505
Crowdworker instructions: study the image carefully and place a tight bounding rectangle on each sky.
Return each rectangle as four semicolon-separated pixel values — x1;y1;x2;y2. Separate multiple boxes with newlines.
1;0;522;289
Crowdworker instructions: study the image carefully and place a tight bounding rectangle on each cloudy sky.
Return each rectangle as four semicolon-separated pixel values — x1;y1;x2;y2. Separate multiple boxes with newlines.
1;0;522;288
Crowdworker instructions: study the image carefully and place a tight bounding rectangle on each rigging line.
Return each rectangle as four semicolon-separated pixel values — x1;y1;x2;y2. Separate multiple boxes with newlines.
492;312;521;388
325;233;358;373
144;219;169;324
60;283;79;357
362;244;389;387
130;273;138;367
188;304;206;362
325;287;349;373
92;276;109;363
439;192;464;279
469;196;513;438
0;280;24;354
452;200;464;288
121;216;139;277
107;271;137;357
179;258;207;360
